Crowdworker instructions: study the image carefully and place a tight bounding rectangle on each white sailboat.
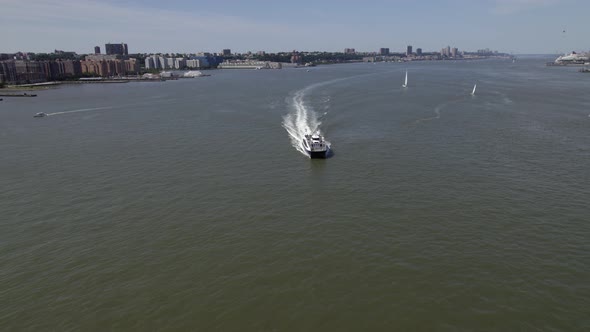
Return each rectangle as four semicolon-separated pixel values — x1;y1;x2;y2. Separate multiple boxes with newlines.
402;71;408;88
471;83;477;95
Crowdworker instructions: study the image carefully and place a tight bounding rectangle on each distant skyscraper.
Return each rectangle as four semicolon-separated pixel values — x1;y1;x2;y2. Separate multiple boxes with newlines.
380;48;390;55
344;48;355;54
94;46;100;54
416;48;422;56
105;43;128;55
406;45;413;56
451;47;458;58
222;49;231;56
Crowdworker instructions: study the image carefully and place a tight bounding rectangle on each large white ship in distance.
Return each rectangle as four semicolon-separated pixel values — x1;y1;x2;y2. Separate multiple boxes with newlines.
554;51;590;64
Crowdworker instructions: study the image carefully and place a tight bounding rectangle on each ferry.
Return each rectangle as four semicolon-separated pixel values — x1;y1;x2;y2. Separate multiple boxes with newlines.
302;132;330;158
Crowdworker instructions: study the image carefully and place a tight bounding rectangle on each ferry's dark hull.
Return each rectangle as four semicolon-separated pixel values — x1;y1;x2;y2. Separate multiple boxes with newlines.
307;150;329;159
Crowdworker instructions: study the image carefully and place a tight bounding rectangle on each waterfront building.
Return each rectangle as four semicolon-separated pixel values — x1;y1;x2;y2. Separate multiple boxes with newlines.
85;54;119;61
218;60;281;69
94;46;101;54
222;49;231;56
406;45;413;56
186;59;201;69
166;58;176;69
62;60;82;76
0;59;83;84
105;43;128;55
189;56;212;68
145;57;154;70
40;60;82;80
416;48;423;56
344;48;356;54
0;61;18;83
15;60;45;83
80;58;138;77
174;58;186;69
380;48;390;56
124;59;139;73
158;56;167;69
451;47;458;58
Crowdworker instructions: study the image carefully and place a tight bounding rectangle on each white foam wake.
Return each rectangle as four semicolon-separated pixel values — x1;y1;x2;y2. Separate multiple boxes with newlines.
282;72;387;156
47;106;113;116
282;77;356;156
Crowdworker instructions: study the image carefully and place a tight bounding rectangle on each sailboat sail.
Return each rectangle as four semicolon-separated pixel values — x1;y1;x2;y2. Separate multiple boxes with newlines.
403;71;408;87
471;84;477;95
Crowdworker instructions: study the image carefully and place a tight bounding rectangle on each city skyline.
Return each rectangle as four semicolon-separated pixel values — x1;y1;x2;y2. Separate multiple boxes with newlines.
1;0;588;54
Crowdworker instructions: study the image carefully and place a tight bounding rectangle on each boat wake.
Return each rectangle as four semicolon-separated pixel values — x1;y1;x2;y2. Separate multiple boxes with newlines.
47;106;114;116
282;72;387;156
282;84;326;156
282;78;349;156
415;96;468;124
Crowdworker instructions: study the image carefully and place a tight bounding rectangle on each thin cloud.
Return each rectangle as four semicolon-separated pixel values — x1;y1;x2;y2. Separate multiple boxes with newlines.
491;0;563;14
0;0;306;53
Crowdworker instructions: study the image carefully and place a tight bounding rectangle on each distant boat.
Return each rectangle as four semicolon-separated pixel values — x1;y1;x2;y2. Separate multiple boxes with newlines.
33;112;47;118
402;70;408;88
471;83;477;95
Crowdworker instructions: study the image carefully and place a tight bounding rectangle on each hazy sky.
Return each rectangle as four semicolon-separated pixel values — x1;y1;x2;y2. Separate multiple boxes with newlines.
1;0;587;54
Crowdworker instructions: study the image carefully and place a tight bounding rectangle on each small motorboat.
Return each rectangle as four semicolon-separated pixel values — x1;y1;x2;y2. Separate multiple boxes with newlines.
33;112;47;118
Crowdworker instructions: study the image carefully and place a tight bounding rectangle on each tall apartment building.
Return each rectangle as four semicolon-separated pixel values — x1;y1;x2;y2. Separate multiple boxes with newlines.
186;59;201;68
174;58;186;69
406;45;413;56
145;57;155;70
125;59;139;73
81;58;138;77
41;60;82;80
166;58;176;69
105;43;128;55
157;56;166;69
380;48;390;55
344;48;355;54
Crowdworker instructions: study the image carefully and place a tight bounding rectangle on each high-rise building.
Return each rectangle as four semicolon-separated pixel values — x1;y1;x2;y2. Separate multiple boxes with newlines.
166;57;175;69
174;58;186;69
406;45;413;56
158;56;167;69
380;48;390;55
416;48;423;56
124;58;139;73
145;57;155;70
222;49;231;56
344;48;355;54
94;46;101;54
451;47;458;58
186;59;201;68
105;43;128;55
